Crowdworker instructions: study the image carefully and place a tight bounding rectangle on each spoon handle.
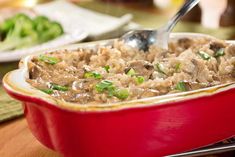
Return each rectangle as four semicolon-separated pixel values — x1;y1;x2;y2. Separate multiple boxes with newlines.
165;0;200;32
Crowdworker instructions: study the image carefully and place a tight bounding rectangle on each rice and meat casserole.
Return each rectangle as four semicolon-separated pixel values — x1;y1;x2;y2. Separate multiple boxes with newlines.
27;37;235;104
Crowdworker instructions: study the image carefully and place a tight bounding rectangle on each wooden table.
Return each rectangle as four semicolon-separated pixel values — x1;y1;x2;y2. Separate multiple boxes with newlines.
0;118;61;157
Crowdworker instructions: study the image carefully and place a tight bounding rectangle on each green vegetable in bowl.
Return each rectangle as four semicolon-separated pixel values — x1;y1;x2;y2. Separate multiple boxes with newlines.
103;65;110;73
175;81;187;91
39;55;60;65
40;83;68;94
0;13;64;52
50;83;68;91
175;63;181;72
135;76;145;84
198;51;211;60
155;63;166;74
114;89;129;100
126;68;136;76
84;71;102;79
214;48;225;58
95;80;129;100
40;88;54;94
95;80;114;93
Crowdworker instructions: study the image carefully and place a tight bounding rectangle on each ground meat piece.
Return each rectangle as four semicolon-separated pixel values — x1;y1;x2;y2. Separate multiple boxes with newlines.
232;67;235;78
52;90;93;104
209;41;226;52
28;64;41;79
226;44;235;56
218;57;234;76
125;60;154;79
183;81;209;91
141;89;159;98
177;38;193;49
72;79;98;92
28;62;52;81
27;79;48;90
191;58;214;82
71;93;93;104
191;59;201;76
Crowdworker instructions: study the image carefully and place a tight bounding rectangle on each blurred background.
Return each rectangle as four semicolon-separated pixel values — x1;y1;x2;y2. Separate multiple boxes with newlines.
1;0;235;38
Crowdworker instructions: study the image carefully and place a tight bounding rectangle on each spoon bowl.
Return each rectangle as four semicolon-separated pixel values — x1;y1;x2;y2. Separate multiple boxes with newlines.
121;0;200;51
121;29;168;51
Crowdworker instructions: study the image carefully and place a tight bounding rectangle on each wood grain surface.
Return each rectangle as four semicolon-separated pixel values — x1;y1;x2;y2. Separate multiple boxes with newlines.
0;118;61;157
1;118;235;157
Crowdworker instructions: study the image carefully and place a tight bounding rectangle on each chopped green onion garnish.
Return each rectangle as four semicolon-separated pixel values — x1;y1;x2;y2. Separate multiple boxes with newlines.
135;76;145;84
40;89;53;94
104;65;110;73
39;55;60;65
198;51;211;60
127;68;136;76
114;89;129;100
84;72;94;78
175;63;181;72
175;81;187;91
95;80;129;99
50;83;68;91
107;85;116;97
155;63;166;74
84;72;102;79
95;80;114;93
93;73;102;78
214;48;225;57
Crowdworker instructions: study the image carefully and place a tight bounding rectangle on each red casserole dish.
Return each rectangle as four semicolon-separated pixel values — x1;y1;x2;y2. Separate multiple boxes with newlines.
3;33;235;157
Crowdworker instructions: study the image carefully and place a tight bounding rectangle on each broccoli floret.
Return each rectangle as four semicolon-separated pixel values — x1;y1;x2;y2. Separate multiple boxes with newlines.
0;13;30;33
33;16;63;43
38;21;64;43
33;16;51;33
0;15;16;40
0;13;64;52
0;14;39;51
0;19;14;37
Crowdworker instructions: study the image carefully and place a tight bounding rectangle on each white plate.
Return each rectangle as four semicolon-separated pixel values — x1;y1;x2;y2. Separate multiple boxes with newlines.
0;31;88;62
0;4;88;62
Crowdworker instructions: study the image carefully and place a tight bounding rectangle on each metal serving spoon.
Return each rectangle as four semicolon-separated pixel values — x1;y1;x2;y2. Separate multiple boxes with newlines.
120;0;200;51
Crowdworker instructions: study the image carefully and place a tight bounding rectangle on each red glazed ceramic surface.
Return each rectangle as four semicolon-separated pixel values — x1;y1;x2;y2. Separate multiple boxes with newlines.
3;33;235;157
